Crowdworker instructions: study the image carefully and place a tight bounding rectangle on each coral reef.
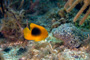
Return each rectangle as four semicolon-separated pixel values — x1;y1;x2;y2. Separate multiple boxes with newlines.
64;0;90;25
0;0;90;60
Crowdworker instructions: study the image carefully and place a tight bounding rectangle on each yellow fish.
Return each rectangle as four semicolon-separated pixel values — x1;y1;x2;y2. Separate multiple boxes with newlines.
23;23;48;41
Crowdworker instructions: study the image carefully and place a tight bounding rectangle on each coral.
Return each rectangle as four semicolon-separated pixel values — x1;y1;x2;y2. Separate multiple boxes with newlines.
58;8;67;18
64;0;90;25
1;10;23;40
52;23;90;48
5;0;24;10
0;9;27;48
0;0;90;60
51;18;68;28
0;0;39;15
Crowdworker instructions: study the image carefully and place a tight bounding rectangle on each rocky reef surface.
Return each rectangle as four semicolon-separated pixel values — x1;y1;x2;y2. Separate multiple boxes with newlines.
52;23;90;48
0;0;90;60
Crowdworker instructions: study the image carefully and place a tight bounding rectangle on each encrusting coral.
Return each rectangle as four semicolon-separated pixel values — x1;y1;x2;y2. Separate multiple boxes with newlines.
64;0;90;25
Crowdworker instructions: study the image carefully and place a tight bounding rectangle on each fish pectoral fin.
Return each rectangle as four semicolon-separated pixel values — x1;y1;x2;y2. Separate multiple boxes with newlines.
23;27;30;33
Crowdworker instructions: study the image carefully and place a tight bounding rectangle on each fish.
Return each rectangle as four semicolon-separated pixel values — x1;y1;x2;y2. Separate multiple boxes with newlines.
23;23;48;41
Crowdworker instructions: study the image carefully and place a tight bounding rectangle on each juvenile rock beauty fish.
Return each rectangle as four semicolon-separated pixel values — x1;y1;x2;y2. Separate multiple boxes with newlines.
23;23;48;41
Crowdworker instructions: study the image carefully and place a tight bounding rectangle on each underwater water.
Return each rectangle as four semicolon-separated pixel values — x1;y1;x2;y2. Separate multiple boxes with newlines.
0;0;90;60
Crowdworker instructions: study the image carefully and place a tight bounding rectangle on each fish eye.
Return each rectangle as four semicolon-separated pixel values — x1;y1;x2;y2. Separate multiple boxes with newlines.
31;27;41;36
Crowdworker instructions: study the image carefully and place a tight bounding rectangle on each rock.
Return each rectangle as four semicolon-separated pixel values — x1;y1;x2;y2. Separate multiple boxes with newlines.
52;23;89;48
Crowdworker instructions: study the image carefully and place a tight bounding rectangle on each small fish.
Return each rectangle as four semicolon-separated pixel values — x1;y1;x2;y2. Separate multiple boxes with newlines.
23;23;48;41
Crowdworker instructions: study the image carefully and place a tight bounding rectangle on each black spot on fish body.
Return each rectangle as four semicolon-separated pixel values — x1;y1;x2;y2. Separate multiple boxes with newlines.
31;27;41;36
